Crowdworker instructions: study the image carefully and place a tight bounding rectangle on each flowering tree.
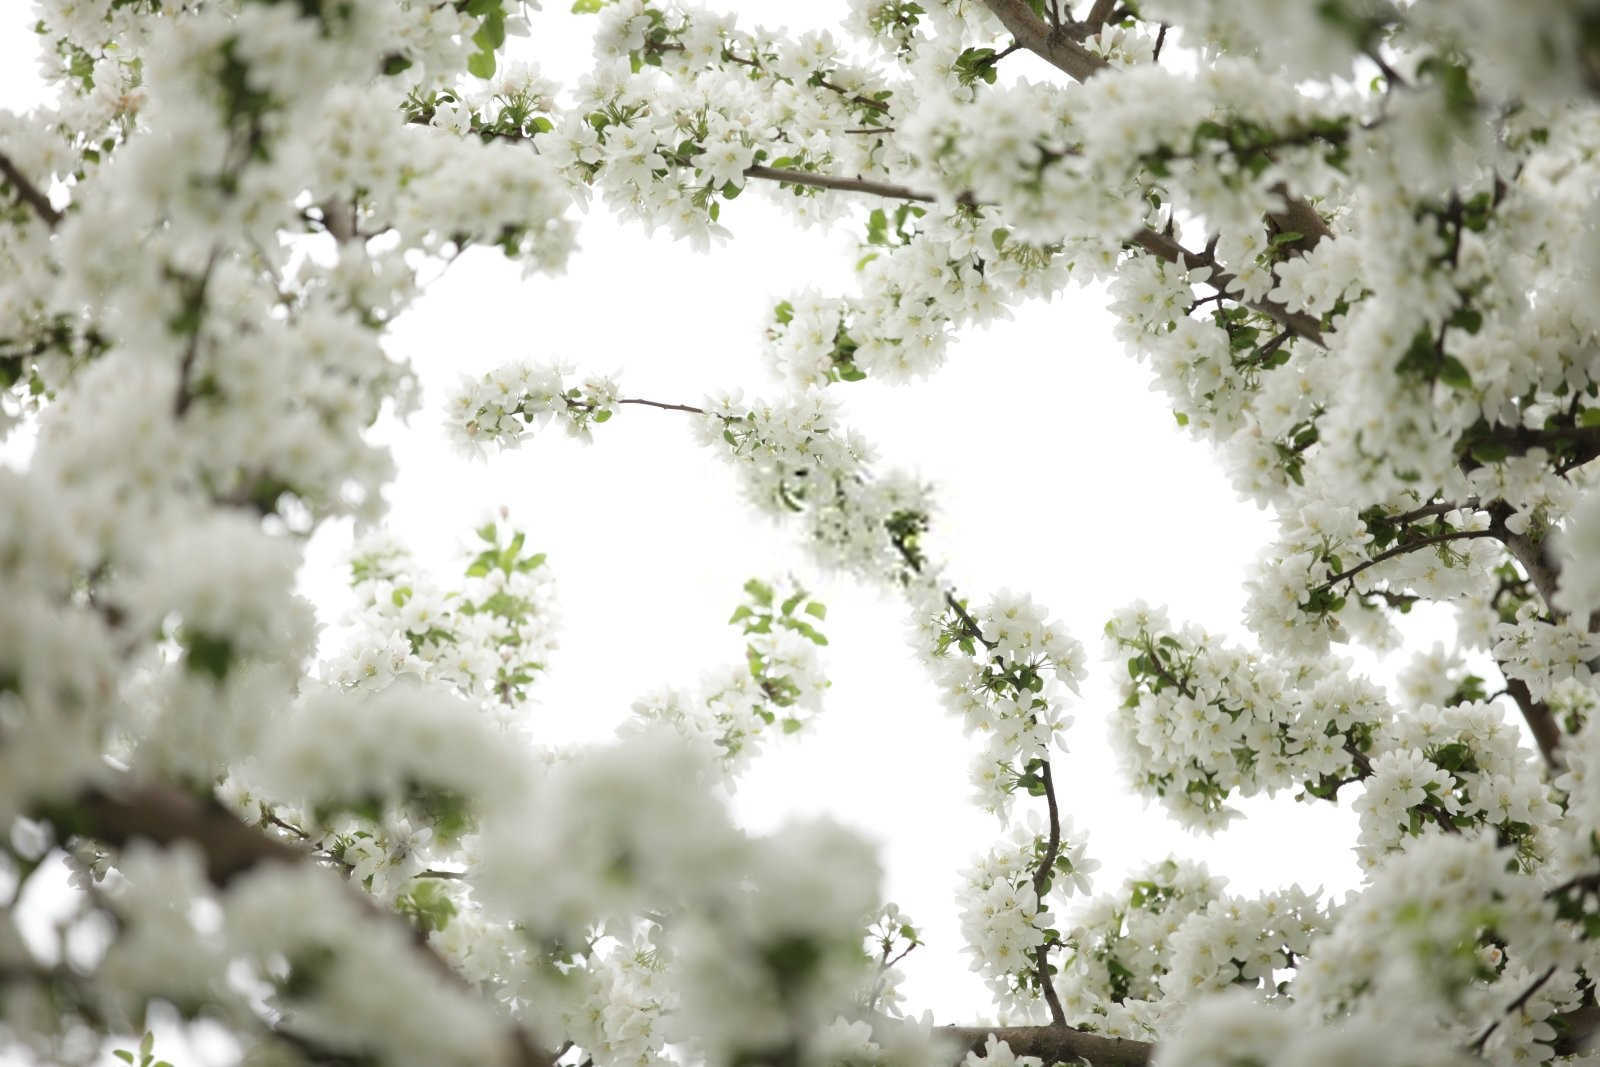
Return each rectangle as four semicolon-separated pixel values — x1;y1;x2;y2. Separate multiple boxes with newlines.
4;0;1600;1065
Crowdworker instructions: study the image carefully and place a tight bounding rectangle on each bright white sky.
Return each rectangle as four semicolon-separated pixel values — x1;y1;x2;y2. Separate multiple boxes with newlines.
0;1;1396;1057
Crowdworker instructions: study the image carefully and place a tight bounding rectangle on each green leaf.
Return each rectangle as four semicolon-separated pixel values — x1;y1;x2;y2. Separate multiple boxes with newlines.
114;1053;134;1065
185;632;235;682
472;9;506;51
866;207;888;245
743;578;774;605
1448;307;1483;335
803;601;826;620
729;605;755;625
467;50;496;79
397;877;459;933
1438;355;1473;390
1468;440;1510;464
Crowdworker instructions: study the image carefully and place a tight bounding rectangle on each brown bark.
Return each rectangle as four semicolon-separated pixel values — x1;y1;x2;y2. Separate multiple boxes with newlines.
937;1025;1154;1067
41;779;559;1067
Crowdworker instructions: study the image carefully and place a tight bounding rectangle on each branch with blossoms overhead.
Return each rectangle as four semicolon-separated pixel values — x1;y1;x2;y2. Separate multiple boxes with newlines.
7;0;1600;1066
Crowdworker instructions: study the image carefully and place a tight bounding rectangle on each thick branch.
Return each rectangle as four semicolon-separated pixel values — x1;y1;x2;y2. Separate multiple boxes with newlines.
1085;0;1120;32
936;1026;1152;1067
65;783;303;886
1486;508;1565;619
977;0;1111;82
39;779;558;1067
1503;674;1563;771
1554;1002;1600;1056
1265;181;1333;255
1479;501;1577;770
0;149;62;227
1467;423;1600;476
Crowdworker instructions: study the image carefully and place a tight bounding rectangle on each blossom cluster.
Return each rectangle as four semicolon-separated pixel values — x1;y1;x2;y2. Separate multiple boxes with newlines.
764;211;1070;387
1053;857;1226;1038
912;587;1085;816
631;576;831;775
1104;603;1374;830
958;818;1095;1019
329;521;559;710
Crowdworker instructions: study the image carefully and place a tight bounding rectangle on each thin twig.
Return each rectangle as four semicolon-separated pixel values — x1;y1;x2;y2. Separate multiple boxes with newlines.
173;248;221;418
743;164;938;203
1310;529;1497;595
1031;759;1067;1026
617;397;707;415
1469;964;1557;1053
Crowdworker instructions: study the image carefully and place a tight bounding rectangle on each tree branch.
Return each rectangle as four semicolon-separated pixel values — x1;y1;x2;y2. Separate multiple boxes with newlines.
1085;0;1121;32
1553;1001;1600;1057
1484;504;1567;624
0;149;62;228
62;782;304;886
1464;423;1600;476
743;165;938;203
936;1026;1152;1067
1503;674;1563;772
977;0;1333;261
1383;497;1483;526
1031;760;1067;1026
742;168;1327;346
1130;229;1326;347
1341;740;1460;834
173;249;221;418
37;778;560;1067
977;0;1111;82
1469;964;1558;1054
618;396;707;415
1310;529;1497;595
